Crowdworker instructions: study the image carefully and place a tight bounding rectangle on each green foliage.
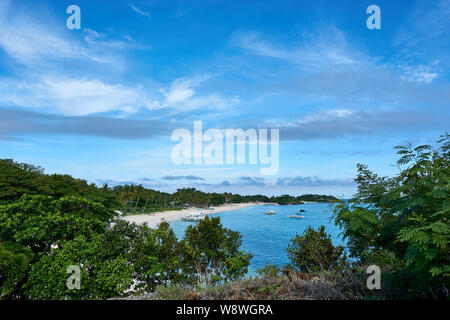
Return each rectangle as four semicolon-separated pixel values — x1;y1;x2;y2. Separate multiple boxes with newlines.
287;225;347;273
16;215;255;299
275;194;341;204
0;242;32;298
0;159;119;209
151;221;185;285
332;133;450;299
258;283;280;295
0;159;259;299
0;160;44;204
0;158;337;213
181;216;252;286
396;216;449;276
0;157;351;300
23;221;174;300
96;220;183;293
257;264;281;278
23;235;134;300
92;255;135;299
0;195;112;254
0;194;251;299
23;235;98;299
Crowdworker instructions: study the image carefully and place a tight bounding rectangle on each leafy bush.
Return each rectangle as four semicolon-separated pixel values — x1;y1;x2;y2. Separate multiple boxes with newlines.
181;216;252;286
332;134;450;299
287;225;348;273
257;264;281;278
23;221;181;299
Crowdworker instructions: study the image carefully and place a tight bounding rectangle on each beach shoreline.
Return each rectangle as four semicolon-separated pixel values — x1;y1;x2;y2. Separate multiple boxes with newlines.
123;202;266;228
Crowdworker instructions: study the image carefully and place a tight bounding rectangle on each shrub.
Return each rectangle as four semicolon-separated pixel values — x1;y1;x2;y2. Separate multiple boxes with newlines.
181;216;252;286
332;133;450;299
257;264;281;279
287;225;347;273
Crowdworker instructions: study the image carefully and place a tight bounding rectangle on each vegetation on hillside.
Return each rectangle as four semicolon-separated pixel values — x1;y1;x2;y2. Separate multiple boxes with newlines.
333;133;449;299
0;215;252;299
0;133;448;300
275;194;339;204
287;226;348;273
148;268;369;300
0;157;336;299
0;159;339;216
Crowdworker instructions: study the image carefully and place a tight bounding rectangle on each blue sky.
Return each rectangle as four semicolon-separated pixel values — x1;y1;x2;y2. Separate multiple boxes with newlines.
0;0;448;197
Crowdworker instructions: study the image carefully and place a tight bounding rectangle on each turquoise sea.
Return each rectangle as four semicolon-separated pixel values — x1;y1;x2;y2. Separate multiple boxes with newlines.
170;203;345;275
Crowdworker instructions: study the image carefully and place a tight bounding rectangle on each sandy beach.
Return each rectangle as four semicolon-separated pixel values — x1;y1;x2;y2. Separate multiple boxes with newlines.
123;202;262;228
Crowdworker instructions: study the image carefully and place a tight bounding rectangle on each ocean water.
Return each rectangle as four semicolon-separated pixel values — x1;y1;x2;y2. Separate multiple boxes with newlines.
170;203;345;275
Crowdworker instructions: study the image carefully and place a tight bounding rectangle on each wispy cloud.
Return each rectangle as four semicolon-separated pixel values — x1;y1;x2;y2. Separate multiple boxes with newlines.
183;175;354;192
230;27;364;70
263;108;446;141
174;7;187;18
399;63;440;84
158;76;240;113
277;176;354;187
0;1;109;66
393;0;450;83
0;77;162;116
239;176;266;186
83;28;148;50
0;1;158;117
131;4;151;19
161;175;205;181
394;0;450;52
0;73;239;118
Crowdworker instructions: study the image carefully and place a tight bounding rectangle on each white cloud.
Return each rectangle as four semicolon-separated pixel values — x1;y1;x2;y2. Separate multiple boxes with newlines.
0;1;107;65
0;1;239;118
300;109;354;123
0;1;147;71
399;64;439;84
0;74;240;116
0;1;162;117
163;78;198;104
83;28;148;50
230;27;364;70
131;4;151;19
0;77;163;116
158;76;240;112
392;0;450;83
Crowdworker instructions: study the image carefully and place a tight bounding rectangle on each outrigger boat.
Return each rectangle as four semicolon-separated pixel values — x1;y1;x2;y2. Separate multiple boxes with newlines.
289;215;305;219
264;210;275;215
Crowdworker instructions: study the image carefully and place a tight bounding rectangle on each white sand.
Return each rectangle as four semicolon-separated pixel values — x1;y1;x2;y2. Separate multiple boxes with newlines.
123;203;262;228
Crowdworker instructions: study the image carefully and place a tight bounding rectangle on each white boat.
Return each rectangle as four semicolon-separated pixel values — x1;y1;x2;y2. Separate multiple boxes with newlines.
288;215;305;219
264;210;275;215
181;212;205;222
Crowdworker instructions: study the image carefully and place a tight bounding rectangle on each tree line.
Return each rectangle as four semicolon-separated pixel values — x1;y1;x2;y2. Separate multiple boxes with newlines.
0;159;339;214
